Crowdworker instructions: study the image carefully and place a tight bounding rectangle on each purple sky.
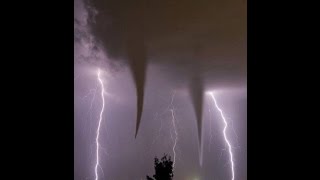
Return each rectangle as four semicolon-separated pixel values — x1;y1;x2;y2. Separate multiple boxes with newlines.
74;0;246;179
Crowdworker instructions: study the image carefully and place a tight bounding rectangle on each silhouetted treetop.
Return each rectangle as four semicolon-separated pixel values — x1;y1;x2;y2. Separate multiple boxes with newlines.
146;154;174;180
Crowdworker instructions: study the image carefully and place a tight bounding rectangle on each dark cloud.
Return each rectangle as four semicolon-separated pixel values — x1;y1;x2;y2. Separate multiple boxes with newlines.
84;0;246;138
74;1;246;179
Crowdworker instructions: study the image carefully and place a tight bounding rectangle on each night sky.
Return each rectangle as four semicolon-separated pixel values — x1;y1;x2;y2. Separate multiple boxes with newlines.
74;0;246;179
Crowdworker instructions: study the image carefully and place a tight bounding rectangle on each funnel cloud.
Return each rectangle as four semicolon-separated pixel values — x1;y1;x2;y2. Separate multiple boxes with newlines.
81;0;246;149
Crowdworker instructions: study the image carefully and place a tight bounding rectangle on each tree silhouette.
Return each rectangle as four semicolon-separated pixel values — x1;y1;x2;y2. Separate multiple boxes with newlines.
146;154;174;180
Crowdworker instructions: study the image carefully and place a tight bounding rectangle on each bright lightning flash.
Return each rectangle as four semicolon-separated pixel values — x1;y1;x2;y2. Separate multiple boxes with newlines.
95;68;106;180
150;92;179;169
170;108;178;168
169;92;178;168
209;92;235;180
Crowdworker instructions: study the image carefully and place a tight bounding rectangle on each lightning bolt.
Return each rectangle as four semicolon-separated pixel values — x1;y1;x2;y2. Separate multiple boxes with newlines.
151;91;179;168
209;92;235;180
94;68;106;180
170;108;178;168
168;92;178;168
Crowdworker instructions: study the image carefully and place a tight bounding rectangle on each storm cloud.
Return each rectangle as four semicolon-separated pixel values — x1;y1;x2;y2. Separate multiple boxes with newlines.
74;0;246;179
81;0;246;141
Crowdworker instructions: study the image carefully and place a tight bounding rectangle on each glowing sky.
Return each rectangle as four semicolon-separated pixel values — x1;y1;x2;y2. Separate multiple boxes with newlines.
74;0;246;179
